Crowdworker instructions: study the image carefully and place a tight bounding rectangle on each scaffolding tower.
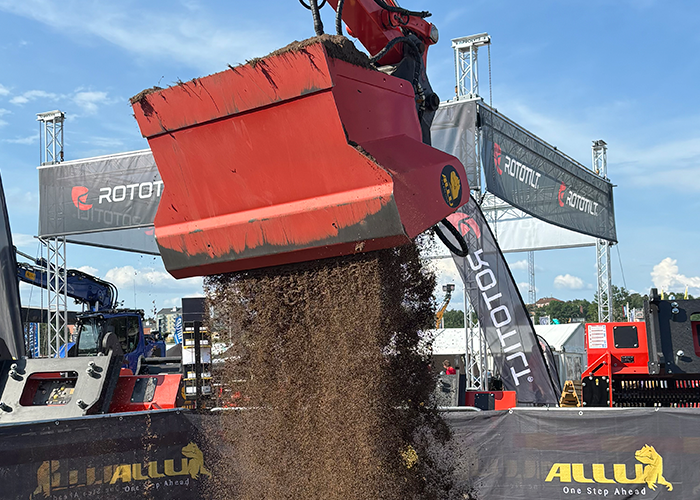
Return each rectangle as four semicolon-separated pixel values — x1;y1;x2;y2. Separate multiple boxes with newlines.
452;33;491;101
452;34;491;389
37;110;68;356
592;140;613;322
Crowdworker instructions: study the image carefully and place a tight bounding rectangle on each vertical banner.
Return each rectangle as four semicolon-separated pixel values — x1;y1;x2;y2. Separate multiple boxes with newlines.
174;316;183;345
447;195;559;405
479;104;617;242
27;322;40;358
0;175;25;359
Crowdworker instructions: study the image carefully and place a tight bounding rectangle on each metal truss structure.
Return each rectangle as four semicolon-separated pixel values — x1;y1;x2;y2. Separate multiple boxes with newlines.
451;35;615;390
452;33;491;100
37;110;64;166
592;140;613;322
40;236;68;357
528;251;536;305
37;110;68;356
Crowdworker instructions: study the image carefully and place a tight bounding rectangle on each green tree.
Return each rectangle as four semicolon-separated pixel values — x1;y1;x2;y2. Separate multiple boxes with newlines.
443;309;464;328
533;298;593;324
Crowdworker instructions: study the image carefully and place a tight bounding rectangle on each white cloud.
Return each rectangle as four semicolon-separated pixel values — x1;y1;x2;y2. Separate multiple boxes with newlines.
9;89;58;105
73;90;110;115
553;274;586;290
3;134;39;145
651;258;700;292
0;120;7;127
0;1;284;73
429;256;461;286
509;259;528;270
0;108;10;116
162;297;181;308
0;84;9;96
104;265;202;291
5;187;38;212
76;265;99;276
12;233;36;247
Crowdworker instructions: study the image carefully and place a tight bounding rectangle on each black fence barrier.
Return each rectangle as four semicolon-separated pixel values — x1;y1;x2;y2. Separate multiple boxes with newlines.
4;407;698;499
447;408;700;499
0;410;215;500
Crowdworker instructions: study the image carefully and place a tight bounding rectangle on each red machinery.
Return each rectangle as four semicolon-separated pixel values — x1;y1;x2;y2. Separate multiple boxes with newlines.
582;289;700;408
131;0;468;278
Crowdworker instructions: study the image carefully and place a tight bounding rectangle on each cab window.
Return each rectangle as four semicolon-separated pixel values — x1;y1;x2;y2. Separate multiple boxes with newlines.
77;321;101;355
107;316;140;353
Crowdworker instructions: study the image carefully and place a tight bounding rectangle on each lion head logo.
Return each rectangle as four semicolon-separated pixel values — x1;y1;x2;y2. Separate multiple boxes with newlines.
182;442;212;479
635;444;672;491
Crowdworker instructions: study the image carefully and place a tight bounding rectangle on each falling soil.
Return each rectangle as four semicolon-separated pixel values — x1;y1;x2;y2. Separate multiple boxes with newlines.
203;239;466;500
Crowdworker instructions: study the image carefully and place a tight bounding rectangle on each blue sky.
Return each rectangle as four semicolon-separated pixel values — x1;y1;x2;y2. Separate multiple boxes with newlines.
0;0;699;315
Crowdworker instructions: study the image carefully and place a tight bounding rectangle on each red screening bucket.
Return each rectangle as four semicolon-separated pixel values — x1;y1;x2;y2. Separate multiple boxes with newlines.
131;36;467;278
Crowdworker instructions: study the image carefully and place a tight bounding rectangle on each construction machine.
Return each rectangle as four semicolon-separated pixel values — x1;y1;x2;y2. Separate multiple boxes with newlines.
0;190;181;426
16;254;166;373
582;289;700;407
130;0;469;279
435;283;456;329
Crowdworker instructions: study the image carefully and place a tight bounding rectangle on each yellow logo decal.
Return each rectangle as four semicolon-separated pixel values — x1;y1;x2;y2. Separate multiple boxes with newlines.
440;165;462;208
635;444;673;491
33;442;210;498
545;444;673;492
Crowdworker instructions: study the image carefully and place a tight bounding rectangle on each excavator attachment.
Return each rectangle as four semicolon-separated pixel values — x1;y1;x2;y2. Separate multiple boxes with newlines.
132;36;467;278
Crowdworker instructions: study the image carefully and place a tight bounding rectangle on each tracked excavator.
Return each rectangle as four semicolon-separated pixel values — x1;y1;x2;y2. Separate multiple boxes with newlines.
130;0;470;278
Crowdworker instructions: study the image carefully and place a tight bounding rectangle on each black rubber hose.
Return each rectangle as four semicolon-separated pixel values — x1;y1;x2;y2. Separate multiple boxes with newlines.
336;0;345;35
370;35;422;89
433;218;469;258
309;0;325;36
298;0;327;9
373;0;430;18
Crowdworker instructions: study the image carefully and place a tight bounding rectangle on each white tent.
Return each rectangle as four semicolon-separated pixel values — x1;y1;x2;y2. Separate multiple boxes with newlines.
535;323;586;388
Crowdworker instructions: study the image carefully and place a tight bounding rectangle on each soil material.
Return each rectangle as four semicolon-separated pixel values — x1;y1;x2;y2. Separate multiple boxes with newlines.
251;34;374;70
203;240;464;499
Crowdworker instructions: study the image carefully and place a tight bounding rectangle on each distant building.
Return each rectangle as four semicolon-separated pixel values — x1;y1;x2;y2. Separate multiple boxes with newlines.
156;307;181;334
535;297;562;308
142;318;157;336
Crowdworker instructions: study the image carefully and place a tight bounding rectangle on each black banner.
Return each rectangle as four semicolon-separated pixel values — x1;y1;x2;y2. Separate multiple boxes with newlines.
479;104;617;242
39;150;161;253
0;410;217;499
448;408;700;499
0;174;25;358
447;195;560;405
431;100;479;190
4;407;697;499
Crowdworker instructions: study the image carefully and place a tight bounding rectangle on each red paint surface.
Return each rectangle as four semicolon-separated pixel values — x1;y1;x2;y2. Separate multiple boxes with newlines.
585;322;649;375
465;390;517;410
108;374;182;413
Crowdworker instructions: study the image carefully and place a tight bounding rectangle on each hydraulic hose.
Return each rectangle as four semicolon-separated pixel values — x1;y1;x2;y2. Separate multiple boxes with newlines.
433;218;469;258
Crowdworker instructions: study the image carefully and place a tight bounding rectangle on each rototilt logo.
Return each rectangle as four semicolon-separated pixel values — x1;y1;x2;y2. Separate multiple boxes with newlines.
71;186;92;211
492;142;541;189
558;182;566;207
70;180;164;211
494;142;503;175
558;183;600;216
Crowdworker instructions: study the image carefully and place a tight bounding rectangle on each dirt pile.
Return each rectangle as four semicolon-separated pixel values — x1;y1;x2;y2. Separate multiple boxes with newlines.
203;240;463;500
